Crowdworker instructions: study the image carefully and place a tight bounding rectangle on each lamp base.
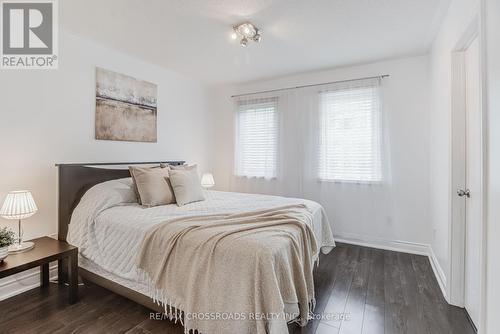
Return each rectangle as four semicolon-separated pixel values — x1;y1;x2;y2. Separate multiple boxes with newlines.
9;242;35;253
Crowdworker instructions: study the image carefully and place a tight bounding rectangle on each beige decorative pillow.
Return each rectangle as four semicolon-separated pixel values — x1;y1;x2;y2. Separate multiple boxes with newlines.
169;167;205;206
129;166;175;207
129;165;165;204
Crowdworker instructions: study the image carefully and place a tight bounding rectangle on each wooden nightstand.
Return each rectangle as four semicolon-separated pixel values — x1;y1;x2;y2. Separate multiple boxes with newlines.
0;236;78;304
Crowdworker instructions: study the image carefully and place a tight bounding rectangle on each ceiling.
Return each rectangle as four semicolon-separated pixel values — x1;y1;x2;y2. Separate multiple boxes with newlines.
61;0;450;84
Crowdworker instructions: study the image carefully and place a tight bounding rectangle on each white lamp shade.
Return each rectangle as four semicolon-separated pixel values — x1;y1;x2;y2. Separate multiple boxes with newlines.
0;191;38;220
200;173;215;188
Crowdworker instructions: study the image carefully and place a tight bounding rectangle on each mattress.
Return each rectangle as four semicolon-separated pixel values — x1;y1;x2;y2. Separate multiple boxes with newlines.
68;178;336;312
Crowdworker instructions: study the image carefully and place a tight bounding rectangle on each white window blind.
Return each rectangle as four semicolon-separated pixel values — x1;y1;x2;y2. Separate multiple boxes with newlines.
318;81;382;182
235;98;278;178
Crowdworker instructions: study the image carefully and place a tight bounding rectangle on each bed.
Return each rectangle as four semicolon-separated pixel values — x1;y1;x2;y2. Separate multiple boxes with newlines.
57;162;336;334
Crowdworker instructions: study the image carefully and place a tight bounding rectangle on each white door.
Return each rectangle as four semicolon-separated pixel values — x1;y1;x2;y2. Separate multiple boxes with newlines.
463;36;481;328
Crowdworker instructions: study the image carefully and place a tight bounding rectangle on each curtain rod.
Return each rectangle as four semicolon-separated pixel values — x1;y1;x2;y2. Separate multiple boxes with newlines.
230;74;390;98
54;161;185;167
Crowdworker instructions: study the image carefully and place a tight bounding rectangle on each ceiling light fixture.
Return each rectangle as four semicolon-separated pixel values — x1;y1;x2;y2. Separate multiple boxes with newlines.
232;22;262;47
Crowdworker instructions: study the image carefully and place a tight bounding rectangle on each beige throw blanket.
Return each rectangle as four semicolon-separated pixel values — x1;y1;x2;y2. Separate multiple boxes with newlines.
136;204;318;334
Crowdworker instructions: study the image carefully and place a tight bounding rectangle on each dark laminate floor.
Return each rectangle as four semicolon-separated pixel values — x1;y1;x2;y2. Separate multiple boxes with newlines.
0;243;475;334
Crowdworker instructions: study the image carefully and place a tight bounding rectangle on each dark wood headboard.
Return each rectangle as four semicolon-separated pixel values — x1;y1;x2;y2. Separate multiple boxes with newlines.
56;161;185;242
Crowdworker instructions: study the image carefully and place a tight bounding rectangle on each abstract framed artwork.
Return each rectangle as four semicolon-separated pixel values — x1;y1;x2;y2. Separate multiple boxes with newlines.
95;67;157;142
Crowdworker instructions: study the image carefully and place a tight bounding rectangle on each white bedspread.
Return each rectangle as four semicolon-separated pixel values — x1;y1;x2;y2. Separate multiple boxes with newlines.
68;177;335;288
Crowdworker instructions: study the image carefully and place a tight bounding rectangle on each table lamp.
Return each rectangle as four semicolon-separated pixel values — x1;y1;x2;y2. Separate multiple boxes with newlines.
0;190;38;252
201;173;215;188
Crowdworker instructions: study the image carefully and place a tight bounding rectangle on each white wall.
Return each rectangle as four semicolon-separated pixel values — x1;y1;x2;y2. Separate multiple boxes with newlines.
212;55;432;249
428;0;480;300
0;30;214;243
484;0;500;331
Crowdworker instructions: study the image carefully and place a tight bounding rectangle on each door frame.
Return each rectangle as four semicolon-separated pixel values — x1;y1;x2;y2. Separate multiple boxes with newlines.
449;12;487;332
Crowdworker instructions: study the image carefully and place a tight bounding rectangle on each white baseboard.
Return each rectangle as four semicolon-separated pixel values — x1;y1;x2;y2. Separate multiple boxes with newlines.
334;232;448;302
0;233;450;307
334;232;430;255
427;246;448;302
0;264;58;301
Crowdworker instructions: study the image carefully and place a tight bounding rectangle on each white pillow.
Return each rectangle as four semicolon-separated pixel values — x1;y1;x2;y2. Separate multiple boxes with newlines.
168;167;205;206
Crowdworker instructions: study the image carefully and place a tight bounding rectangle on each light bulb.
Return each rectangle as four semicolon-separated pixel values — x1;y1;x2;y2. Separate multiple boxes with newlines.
231;32;238;40
240;38;248;47
244;27;250;34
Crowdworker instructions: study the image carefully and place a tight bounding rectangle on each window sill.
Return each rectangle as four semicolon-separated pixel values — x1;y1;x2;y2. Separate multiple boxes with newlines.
234;175;278;181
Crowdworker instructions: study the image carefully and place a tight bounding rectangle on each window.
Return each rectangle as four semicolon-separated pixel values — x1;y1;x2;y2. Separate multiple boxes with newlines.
318;83;382;182
235;98;278;178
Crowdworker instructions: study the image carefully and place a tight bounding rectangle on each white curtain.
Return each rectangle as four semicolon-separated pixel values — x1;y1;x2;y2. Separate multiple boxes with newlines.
231;78;395;239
